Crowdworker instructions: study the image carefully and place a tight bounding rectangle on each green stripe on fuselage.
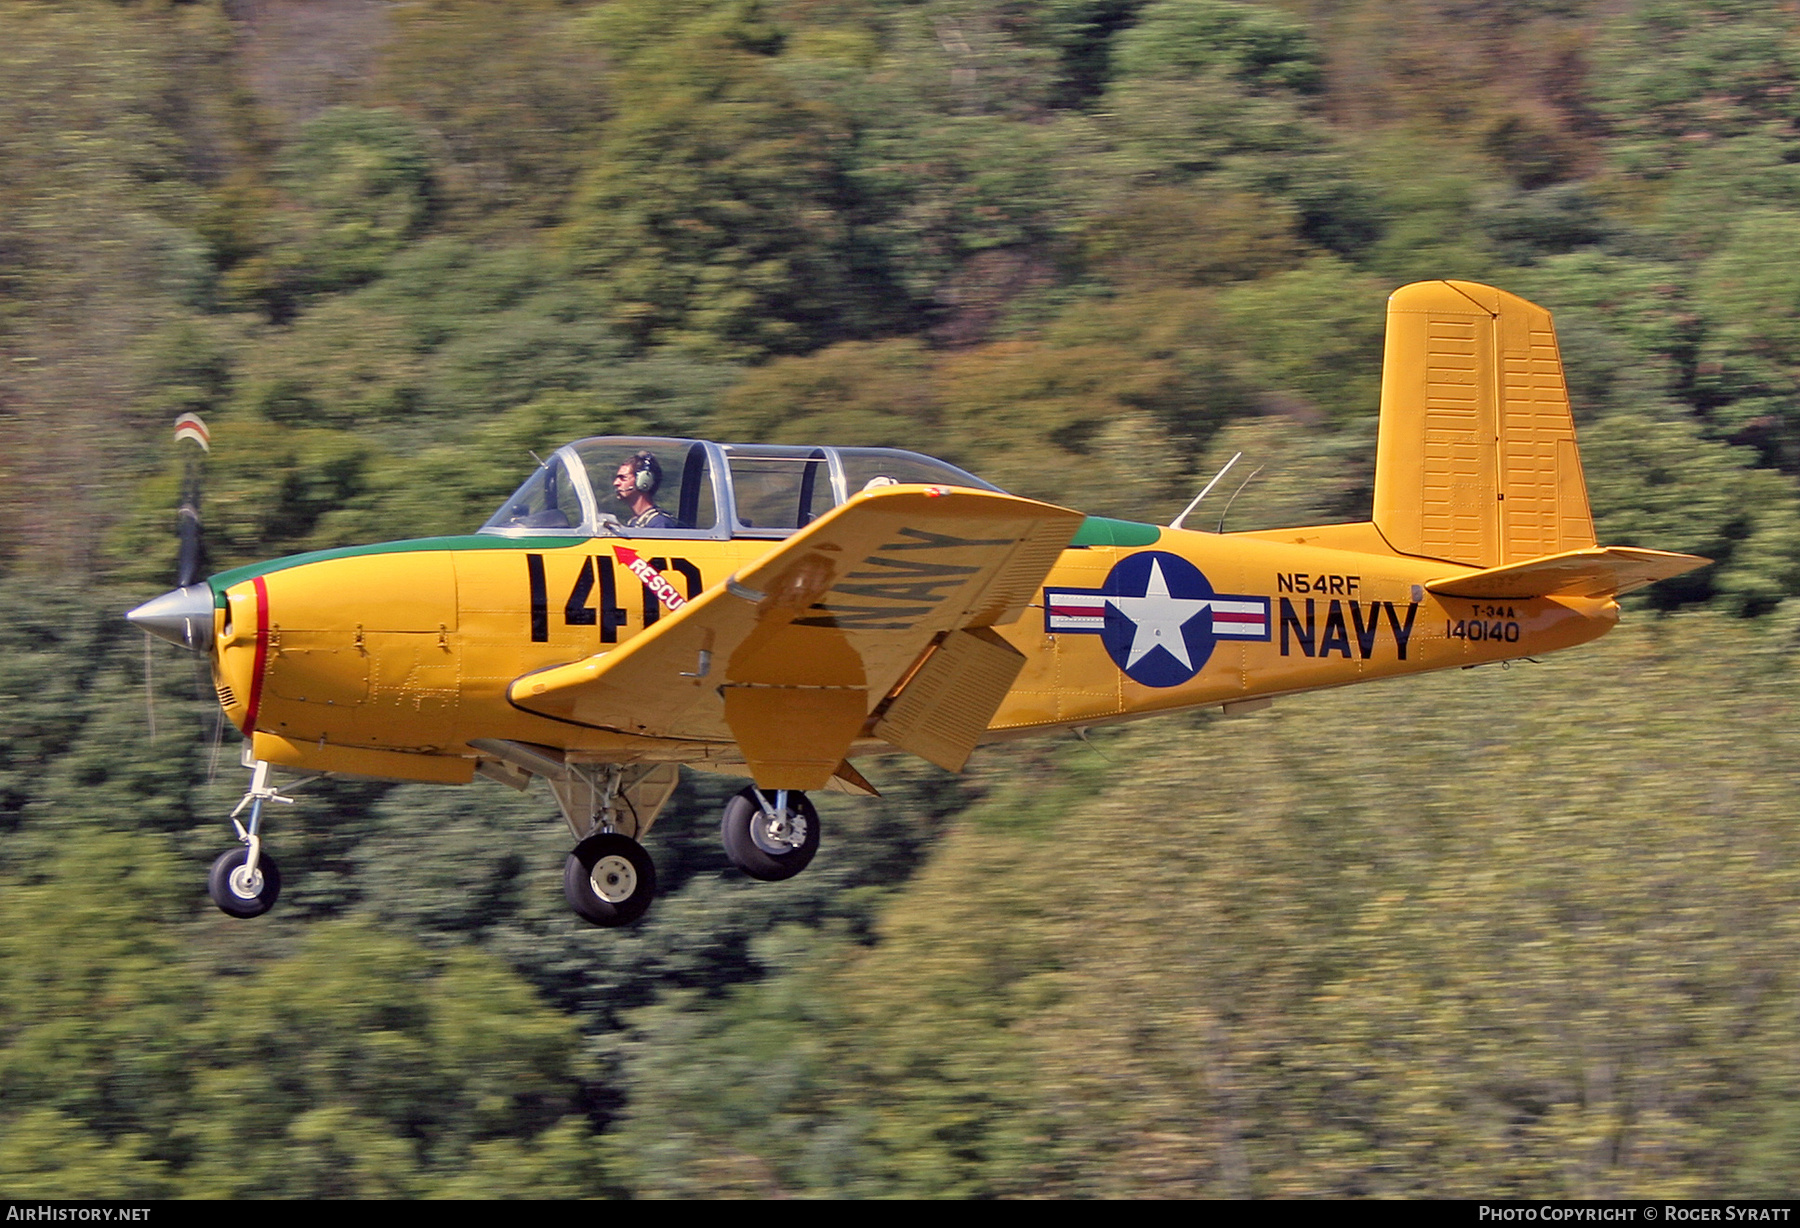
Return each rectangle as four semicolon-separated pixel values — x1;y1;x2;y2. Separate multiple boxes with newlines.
1068;516;1161;547
206;535;584;606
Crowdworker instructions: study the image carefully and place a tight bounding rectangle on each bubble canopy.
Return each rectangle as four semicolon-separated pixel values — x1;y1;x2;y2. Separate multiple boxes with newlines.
479;437;1003;540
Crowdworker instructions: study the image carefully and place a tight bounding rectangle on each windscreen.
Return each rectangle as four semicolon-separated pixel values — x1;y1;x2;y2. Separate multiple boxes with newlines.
481;454;587;532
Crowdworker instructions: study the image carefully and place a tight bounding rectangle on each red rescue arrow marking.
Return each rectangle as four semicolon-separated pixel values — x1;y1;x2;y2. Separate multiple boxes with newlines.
614;545;687;615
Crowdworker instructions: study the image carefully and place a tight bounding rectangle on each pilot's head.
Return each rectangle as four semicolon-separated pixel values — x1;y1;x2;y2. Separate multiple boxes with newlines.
613;451;662;503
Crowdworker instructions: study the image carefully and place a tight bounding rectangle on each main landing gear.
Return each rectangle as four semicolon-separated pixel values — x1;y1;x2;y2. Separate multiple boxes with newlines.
721;786;820;881
554;762;662;929
564;832;657;926
554;775;824;928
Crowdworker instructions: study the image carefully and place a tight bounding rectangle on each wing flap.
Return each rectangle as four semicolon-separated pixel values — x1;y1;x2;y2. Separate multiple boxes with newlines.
1425;546;1710;600
872;628;1026;772
508;485;1083;787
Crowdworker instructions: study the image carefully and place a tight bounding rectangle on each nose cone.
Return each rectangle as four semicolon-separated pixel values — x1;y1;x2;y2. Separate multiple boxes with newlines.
126;583;214;650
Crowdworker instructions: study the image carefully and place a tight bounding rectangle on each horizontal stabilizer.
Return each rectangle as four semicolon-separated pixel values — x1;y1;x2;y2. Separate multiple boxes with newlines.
1425;546;1710;600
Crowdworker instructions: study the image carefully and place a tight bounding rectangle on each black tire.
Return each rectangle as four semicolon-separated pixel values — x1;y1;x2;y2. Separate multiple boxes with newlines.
721;787;820;881
564;833;656;927
207;847;281;919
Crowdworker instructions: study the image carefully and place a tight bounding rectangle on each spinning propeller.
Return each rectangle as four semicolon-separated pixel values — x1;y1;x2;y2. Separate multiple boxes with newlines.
127;414;282;913
126;413;216;650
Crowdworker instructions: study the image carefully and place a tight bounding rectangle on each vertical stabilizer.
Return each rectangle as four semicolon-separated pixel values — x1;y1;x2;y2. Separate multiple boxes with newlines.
1372;281;1596;568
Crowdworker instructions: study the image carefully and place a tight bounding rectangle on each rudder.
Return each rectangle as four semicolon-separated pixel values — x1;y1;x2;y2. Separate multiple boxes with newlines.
1372;280;1596;568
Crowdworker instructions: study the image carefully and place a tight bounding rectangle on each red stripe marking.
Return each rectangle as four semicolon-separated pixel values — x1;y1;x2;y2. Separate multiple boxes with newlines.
242;575;270;733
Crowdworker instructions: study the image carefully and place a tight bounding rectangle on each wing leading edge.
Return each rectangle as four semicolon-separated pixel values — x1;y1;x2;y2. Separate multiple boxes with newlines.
507;485;1085;788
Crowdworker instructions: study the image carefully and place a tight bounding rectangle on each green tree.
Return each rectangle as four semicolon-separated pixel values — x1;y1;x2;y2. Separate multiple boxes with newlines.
561;4;867;357
0;1;245;577
1110;0;1324;93
176;922;593;1197
1082;186;1308;289
370;0;610;230
271;107;438;304
1513;251;1698;422
1694;209;1800;464
1591;1;1800;258
1582;412;1800;616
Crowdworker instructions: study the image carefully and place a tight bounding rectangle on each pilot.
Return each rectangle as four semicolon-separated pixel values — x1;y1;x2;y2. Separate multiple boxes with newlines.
612;451;675;529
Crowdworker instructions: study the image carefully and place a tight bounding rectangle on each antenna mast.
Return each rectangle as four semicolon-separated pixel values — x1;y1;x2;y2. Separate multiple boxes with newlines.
1169;452;1241;530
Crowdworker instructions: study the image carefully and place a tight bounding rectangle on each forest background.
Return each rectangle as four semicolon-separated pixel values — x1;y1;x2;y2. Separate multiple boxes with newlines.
4;0;1800;1198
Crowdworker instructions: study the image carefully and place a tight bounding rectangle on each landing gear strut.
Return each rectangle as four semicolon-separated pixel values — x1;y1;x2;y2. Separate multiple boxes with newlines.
721;786;820;881
553;761;660;927
207;759;295;918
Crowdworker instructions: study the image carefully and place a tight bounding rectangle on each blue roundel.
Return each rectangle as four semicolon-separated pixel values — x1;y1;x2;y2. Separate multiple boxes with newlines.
1099;551;1218;688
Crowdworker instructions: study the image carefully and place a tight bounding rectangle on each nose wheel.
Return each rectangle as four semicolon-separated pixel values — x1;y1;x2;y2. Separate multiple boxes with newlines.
208;847;282;918
721;787;820;881
565;832;657;926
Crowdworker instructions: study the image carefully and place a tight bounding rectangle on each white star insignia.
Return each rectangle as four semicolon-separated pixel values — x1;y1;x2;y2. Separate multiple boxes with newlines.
1107;558;1211;670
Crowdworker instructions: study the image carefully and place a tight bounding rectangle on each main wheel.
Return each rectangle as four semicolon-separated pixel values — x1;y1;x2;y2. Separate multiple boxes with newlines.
564;833;656;927
721;787;820;881
208;847;282;919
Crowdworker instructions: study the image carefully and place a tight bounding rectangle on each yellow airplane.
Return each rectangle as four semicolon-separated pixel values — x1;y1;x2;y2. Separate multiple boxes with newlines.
129;281;1708;925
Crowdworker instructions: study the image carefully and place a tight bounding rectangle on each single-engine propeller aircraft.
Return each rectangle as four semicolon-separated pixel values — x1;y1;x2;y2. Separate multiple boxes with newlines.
129;281;1709;925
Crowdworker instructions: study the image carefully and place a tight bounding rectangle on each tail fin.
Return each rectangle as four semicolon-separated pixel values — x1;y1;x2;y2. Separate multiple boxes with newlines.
1373;281;1596;568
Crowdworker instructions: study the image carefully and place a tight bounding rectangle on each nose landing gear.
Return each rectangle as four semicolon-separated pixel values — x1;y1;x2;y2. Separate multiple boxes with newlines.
206;758;298;919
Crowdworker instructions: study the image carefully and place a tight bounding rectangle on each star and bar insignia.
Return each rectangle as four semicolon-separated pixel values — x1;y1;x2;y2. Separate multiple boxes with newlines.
1044;551;1270;687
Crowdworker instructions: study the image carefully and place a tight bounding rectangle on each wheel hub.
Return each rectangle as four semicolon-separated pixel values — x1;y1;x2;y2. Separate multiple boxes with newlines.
590;854;638;903
228;864;264;900
751;809;808;855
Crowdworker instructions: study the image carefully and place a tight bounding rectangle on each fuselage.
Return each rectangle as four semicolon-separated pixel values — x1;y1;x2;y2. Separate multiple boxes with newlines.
205;513;1615;782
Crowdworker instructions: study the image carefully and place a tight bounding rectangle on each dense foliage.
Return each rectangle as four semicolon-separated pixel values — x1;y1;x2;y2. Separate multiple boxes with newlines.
5;0;1800;1197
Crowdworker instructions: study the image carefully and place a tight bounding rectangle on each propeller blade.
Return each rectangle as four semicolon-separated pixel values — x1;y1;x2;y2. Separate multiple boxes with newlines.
174;413;209;589
173;413;210;452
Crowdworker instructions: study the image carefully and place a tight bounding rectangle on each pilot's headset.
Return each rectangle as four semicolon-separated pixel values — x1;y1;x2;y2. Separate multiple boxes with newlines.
629;451;661;494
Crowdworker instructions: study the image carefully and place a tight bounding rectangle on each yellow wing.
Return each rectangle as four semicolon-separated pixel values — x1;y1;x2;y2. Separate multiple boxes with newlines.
507;485;1084;787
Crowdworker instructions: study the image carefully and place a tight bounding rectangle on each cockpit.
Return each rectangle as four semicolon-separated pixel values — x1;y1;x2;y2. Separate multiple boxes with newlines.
479;437;1003;540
